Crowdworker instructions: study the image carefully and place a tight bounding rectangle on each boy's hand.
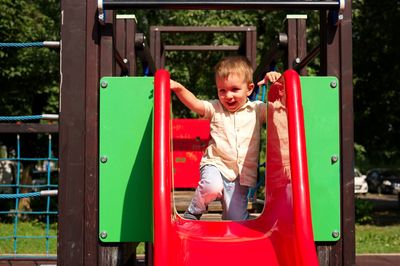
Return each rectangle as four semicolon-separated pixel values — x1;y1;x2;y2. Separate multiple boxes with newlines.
170;79;185;92
257;71;281;86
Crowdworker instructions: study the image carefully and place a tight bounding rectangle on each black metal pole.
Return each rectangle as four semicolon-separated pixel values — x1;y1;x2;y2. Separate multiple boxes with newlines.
103;0;340;10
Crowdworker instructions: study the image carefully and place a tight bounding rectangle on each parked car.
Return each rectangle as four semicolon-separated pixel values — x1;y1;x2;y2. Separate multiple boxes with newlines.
365;168;400;194
354;168;368;194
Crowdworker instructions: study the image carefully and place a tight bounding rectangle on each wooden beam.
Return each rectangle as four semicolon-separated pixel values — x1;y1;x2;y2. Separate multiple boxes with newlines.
0;124;58;133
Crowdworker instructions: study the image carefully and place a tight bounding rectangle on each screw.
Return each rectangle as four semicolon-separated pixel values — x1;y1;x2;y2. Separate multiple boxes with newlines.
101;81;108;89
330;81;337;88
295;57;301;64
100;156;108;163
331;155;338;164
99;231;108;239
332;230;340;238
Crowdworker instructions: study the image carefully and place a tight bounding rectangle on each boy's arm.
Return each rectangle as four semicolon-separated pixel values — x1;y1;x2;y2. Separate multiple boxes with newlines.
170;79;205;117
257;71;281;86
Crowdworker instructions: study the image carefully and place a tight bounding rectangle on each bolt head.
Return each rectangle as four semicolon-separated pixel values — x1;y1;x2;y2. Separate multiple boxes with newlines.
101;81;108;89
331;155;338;164
332;230;340;238
330;81;337;88
99;231;108;239
100;156;108;163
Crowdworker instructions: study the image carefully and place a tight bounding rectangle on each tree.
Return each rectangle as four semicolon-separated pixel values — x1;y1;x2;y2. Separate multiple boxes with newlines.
0;1;60;213
353;0;400;167
0;0;60;116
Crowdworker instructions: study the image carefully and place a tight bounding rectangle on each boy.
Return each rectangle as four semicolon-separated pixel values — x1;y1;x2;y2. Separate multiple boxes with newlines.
170;56;281;220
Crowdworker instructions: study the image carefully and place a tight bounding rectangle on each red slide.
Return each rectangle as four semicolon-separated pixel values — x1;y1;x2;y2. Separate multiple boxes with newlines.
154;69;319;266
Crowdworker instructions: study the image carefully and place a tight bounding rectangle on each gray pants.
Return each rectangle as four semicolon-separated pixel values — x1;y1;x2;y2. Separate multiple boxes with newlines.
187;165;249;220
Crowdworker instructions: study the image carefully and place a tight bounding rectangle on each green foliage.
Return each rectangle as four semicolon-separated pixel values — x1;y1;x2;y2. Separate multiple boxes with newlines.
353;0;400;166
0;0;60;116
355;198;374;224
355;143;368;171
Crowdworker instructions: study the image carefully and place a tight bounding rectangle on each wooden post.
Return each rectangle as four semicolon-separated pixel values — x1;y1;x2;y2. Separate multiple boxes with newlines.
60;2;139;264
59;0;92;264
319;0;355;265
286;14;308;75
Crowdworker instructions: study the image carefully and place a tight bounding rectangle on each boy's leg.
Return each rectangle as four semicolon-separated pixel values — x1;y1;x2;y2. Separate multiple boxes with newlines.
221;177;249;220
184;165;224;220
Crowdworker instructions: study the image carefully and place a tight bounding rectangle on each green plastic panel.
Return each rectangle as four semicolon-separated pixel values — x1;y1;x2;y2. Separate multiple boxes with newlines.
301;77;341;242
99;77;153;242
98;76;340;243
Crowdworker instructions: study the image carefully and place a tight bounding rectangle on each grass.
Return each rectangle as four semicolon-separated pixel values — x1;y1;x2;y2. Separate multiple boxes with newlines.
356;224;400;254
1;193;399;256
355;193;400;254
0;220;57;255
2;221;399;256
0;220;145;256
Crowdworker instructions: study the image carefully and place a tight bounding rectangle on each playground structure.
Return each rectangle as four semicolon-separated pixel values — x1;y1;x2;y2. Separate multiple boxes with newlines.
0;115;59;260
58;1;355;265
60;0;353;265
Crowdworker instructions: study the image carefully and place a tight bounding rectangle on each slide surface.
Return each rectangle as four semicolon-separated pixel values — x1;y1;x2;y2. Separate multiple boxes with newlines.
153;69;319;266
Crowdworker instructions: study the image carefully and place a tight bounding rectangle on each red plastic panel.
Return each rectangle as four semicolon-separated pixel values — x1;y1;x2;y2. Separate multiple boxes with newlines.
172;119;210;188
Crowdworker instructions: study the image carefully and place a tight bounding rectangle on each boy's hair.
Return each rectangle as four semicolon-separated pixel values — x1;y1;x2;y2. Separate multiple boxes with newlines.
214;56;253;83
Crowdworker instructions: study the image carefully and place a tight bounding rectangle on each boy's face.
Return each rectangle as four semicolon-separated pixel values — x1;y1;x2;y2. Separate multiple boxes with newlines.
216;73;254;113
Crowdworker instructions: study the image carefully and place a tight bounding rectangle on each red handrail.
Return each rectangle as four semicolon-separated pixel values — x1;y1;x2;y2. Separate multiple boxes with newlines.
154;69;172;266
285;69;318;266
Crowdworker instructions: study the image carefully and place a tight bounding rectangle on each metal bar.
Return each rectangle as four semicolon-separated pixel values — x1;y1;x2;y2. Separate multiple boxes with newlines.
103;1;340;10
164;45;240;51
136;39;156;75
0;124;58;133
293;45;320;72
149;26;256;32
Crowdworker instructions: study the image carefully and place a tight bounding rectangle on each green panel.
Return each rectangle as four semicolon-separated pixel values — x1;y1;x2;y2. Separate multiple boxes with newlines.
301;77;341;242
99;77;153;242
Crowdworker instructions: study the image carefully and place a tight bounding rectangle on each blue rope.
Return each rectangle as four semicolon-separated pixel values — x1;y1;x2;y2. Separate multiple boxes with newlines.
0;190;57;200
0;42;45;48
0;42;60;48
0;192;41;200
0;114;58;121
0;115;43;121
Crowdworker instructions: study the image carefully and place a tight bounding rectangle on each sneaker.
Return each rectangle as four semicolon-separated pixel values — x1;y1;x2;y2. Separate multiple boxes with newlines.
183;210;201;220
